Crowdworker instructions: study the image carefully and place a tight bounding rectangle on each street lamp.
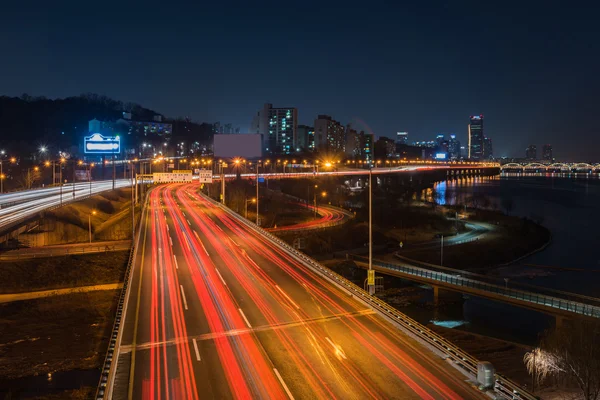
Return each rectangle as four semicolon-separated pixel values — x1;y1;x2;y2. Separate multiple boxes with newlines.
0;154;16;193
89;210;97;243
368;165;375;295
245;197;256;219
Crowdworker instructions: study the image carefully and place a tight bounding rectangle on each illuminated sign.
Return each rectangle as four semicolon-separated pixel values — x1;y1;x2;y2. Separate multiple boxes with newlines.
197;169;212;183
84;133;121;154
435;153;447;160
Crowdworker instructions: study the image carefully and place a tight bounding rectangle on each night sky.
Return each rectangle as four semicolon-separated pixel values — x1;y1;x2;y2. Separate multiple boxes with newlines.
1;1;599;160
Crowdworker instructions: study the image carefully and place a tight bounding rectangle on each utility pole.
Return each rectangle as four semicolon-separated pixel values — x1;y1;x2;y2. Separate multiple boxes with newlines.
256;163;259;225
440;235;444;266
368;167;375;295
131;165;135;238
220;162;225;204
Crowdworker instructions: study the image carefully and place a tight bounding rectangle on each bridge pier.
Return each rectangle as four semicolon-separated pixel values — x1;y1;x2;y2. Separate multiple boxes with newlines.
555;315;565;329
433;285;462;306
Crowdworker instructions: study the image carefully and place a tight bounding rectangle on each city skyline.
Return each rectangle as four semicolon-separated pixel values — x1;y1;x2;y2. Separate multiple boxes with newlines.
1;2;599;160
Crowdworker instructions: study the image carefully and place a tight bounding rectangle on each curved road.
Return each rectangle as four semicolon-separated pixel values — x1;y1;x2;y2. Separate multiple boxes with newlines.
113;183;485;399
0;179;131;232
267;203;351;233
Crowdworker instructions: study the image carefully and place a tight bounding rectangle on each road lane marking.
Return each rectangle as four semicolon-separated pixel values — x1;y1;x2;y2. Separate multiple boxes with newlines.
169;236;173;246
193;231;209;255
180;285;188;310
173;254;178;270
192;339;201;361
276;285;300;309
273;368;295;400
215;268;227;285
121;309;376;353
182;212;186;217
238;308;252;328
215;224;223;232
166;224;169;231
325;337;347;360
187;219;191;225
228;235;240;247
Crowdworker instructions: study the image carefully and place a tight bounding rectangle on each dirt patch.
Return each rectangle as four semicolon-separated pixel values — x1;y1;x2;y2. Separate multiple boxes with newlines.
0;290;119;381
0;251;129;294
427;325;539;390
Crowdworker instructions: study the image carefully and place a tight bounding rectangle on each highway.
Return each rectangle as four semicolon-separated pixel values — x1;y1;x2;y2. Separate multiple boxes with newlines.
0;179;131;232
114;183;485;399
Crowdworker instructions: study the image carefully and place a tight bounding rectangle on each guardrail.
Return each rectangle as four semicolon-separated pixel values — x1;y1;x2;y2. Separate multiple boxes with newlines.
350;254;600;319
0;243;130;260
201;191;535;400
95;194;147;400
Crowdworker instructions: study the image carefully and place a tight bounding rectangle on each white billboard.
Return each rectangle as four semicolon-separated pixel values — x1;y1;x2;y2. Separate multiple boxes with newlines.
213;134;262;159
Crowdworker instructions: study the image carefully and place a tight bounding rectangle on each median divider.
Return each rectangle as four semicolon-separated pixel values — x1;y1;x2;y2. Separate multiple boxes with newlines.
201;191;536;400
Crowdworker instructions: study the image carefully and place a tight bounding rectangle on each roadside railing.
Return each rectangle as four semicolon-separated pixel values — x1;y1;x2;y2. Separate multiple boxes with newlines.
201;192;536;400
0;243;131;260
349;254;600;319
95;194;147;400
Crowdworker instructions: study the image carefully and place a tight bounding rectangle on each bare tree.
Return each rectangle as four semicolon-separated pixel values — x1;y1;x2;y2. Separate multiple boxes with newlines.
526;319;600;400
18;169;41;189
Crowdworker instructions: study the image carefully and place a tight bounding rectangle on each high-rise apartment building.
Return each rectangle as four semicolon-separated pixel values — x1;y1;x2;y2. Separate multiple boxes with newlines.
448;134;461;160
296;125;315;152
542;144;553;161
396;132;408;145
314;115;346;152
345;125;359;157
468;115;484;160
483;137;493;159
250;103;298;155
360;131;374;163
526;144;537;160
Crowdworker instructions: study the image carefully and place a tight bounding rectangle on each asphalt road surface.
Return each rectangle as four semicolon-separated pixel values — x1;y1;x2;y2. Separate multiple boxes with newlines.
116;183;486;399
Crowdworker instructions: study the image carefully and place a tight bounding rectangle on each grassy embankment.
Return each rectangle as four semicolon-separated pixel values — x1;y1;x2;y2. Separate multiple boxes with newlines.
0;251;129;399
19;188;137;247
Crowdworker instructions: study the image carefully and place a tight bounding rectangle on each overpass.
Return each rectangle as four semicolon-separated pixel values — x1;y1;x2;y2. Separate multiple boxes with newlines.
97;183;534;400
0;179;132;236
349;254;600;324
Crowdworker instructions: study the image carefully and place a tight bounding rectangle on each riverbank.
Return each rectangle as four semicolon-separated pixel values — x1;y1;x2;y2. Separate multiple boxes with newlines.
398;209;552;272
0;252;128;398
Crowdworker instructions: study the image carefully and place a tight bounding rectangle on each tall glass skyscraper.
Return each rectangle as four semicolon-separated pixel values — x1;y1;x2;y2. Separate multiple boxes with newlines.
468;115;484;160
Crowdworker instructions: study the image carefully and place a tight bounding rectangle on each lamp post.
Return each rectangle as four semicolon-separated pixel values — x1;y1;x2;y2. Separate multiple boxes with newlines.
89;210;96;243
1;155;17;193
368;166;375;295
59;157;65;206
245;197;256;219
313;184;318;218
256;161;260;225
440;234;444;266
88;162;95;196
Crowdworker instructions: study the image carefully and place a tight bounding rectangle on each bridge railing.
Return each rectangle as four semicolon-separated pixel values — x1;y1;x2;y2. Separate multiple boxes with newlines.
394;253;600;308
202;191;535;400
349;254;600;318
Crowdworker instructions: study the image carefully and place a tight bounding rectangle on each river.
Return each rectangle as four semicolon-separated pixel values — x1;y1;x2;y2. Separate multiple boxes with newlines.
404;173;600;344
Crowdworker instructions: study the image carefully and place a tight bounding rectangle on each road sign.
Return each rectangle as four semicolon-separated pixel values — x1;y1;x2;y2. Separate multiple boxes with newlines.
367;270;375;286
198;169;213;183
258;177;265;183
153;172;193;183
